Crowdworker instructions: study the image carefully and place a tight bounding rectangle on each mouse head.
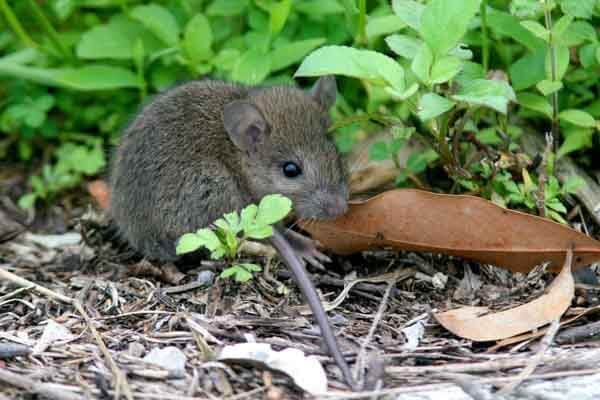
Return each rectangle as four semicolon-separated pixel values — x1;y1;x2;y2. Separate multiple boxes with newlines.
223;76;348;220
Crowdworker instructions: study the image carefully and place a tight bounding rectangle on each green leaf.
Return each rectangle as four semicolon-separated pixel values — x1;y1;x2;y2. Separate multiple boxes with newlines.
545;45;570;81
452;79;516;114
366;15;406;40
558;109;596;128
76;15;162;60
546;199;567;214
552;15;573;40
0;63;139;91
520;20;549;42
391;0;425;31
232;267;253;283
455;61;485;86
176;233;204;254
411;43;433;84
269;0;292;35
270;38;325;72
516;92;552;118
207;0;248;15
476;127;502;145
487;8;545;51
220;266;239;279
562;177;585;194
240;204;259;231
256;194;292;226
295;45;405;93
417;93;455;121
419;0;480;57
430;55;462;84
560;0;595;19
509;0;542;18
294;0;344;15
18;193;37;210
385;34;421;59
130;5;180;46
557;128;593;159
509;49;546;90
245;225;274;239
564;21;597;47
183;14;213;64
369;141;390;161
197;228;223;251
536;79;563;96
232;48;272;84
238;262;262;272
216;211;242;235
407;149;439;173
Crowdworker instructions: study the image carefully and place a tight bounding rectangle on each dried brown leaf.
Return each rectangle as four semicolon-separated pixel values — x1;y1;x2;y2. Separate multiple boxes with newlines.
433;248;574;341
300;189;600;273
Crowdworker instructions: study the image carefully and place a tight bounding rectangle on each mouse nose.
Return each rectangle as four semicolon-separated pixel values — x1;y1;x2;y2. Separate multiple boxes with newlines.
323;195;348;218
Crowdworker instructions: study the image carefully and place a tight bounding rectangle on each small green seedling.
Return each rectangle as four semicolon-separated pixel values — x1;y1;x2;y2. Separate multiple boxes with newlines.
176;194;292;283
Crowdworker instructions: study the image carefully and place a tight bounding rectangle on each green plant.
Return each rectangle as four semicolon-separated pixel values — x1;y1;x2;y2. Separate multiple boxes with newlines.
18;140;106;208
0;0;598;225
176;194;292;283
295;0;596;223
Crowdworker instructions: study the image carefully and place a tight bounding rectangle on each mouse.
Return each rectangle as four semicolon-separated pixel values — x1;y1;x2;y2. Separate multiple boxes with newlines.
108;76;355;388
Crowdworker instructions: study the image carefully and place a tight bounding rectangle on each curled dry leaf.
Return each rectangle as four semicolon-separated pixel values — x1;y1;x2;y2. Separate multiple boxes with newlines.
433;248;574;342
300;189;600;273
87;179;110;210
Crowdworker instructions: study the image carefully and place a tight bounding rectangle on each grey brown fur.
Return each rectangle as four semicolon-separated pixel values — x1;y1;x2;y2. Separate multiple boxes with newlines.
109;78;348;261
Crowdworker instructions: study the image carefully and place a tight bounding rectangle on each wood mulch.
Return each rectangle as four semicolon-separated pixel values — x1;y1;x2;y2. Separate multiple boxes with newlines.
1;179;600;399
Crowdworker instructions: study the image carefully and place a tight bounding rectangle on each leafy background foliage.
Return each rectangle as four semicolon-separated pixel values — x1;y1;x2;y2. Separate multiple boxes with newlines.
0;0;598;221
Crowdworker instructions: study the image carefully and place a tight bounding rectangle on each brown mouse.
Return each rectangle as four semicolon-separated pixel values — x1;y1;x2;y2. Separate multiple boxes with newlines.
108;77;355;387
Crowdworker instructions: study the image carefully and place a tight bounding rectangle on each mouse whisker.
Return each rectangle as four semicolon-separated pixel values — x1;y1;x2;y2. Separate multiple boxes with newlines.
285;220;299;234
347;148;370;174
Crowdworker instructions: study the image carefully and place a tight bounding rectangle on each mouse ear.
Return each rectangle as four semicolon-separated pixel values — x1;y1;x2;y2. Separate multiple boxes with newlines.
309;76;337;110
223;100;268;153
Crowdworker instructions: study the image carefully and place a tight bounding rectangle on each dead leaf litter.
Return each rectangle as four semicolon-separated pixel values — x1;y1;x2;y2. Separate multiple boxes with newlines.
1;197;600;399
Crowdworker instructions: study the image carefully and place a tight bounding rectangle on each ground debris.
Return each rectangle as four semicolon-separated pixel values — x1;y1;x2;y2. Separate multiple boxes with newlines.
1;210;600;399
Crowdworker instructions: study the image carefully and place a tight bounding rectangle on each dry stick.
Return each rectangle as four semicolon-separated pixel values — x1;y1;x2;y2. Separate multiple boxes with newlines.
438;373;497;400
73;300;134;400
353;273;398;386
0;267;134;400
321;368;600;400
497;318;561;395
0;368;84;400
0;267;73;304
535;133;553;218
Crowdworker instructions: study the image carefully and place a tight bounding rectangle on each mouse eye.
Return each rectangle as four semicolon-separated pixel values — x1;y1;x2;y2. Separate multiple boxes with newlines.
282;161;302;178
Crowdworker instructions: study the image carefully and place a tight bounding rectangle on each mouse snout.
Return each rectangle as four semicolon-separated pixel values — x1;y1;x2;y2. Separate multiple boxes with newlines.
320;194;348;219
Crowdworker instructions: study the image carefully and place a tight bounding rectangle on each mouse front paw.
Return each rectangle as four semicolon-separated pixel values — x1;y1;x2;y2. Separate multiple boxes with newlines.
284;229;332;270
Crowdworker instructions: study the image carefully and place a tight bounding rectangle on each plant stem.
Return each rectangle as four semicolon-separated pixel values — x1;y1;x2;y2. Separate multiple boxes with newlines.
357;0;367;45
25;0;72;61
0;0;37;48
543;1;559;150
480;0;489;72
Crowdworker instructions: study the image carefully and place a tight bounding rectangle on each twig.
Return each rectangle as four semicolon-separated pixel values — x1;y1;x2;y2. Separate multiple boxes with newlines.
0;267;73;304
353;273;397;386
0;342;31;358
535;132;553;217
73;300;134;400
498;318;561;395
320;368;600;399
543;0;560;148
0;368;84;400
438;373;498;400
